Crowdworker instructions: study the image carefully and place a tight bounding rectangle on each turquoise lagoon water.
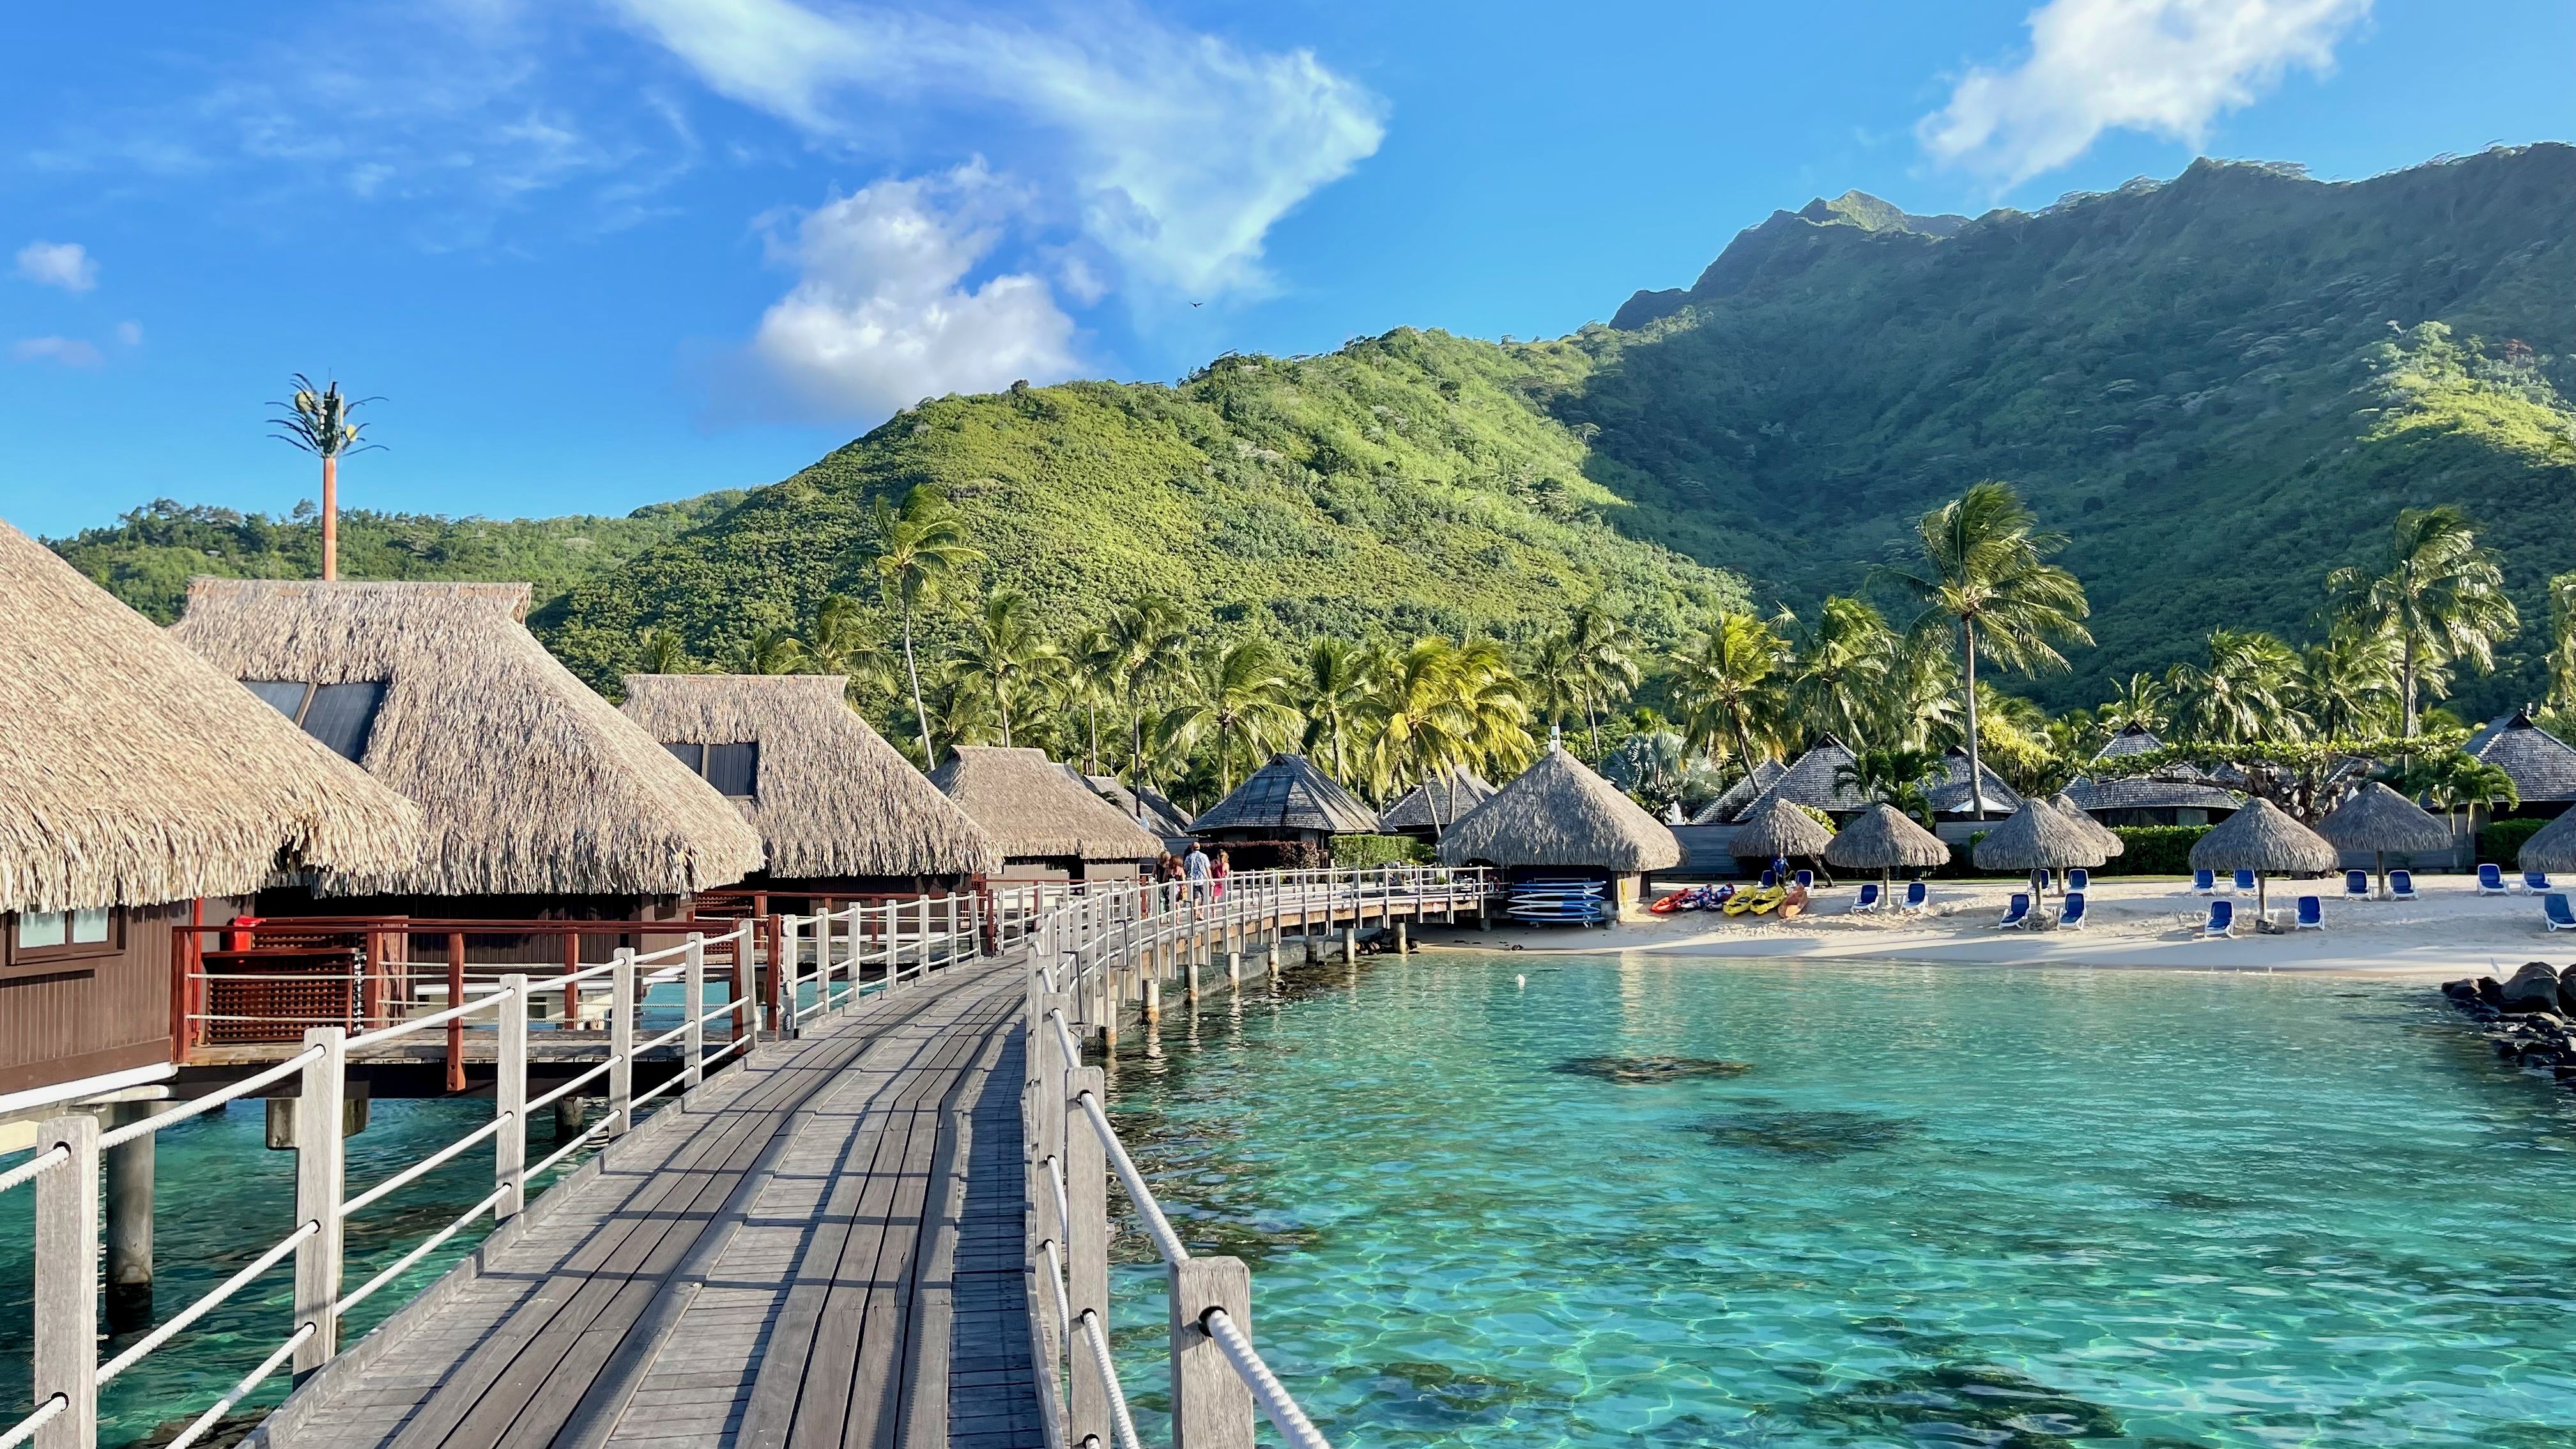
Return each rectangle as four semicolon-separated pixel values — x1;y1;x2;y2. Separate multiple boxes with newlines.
1100;955;2576;1447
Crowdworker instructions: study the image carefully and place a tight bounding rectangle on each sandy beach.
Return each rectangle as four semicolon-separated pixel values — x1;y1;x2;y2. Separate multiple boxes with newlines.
1425;875;2572;977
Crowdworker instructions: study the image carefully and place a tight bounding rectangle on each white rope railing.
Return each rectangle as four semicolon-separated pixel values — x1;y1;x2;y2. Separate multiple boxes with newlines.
1204;1307;1331;1449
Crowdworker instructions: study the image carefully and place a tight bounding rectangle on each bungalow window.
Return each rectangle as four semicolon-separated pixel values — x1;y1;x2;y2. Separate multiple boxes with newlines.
10;907;118;964
243;679;388;763
661;740;758;798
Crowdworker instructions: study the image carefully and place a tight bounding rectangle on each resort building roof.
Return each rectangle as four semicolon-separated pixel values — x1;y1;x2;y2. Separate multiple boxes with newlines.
929;746;1163;862
1926;748;2025;818
2465;709;2576;804
621;673;999;880
1;525;422;915
2062;772;2244;815
1190;754;1381;837
1740;735;1867;815
169;578;763;898
1689;758;1785;824
1436;746;1682;872
1083;776;1194;838
1379;767;1498;833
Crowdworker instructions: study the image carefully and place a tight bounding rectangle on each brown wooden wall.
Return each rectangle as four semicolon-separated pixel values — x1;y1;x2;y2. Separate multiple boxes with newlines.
0;898;220;1096
250;889;687;965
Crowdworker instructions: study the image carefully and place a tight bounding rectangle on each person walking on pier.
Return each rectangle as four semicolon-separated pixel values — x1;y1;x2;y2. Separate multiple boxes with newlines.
1186;840;1213;904
1212;847;1231;901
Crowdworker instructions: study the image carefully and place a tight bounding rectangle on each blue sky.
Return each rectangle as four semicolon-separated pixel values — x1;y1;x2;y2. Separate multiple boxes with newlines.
5;0;2572;539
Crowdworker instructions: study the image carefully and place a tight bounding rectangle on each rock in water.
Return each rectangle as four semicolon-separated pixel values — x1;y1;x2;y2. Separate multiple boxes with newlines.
2557;972;2576;1018
2500;962;2563;1014
1553;1055;1753;1084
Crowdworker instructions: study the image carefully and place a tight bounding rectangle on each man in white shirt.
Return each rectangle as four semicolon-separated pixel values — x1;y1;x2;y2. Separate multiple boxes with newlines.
1185;841;1213;903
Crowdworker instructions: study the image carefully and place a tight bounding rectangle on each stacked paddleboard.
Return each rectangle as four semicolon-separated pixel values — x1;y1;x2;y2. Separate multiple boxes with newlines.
1506;878;1612;926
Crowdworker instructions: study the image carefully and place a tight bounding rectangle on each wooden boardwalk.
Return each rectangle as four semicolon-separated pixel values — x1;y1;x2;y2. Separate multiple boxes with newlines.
248;958;1042;1449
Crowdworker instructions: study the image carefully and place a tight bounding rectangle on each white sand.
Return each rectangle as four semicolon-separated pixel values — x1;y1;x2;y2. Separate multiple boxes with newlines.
1423;876;2572;977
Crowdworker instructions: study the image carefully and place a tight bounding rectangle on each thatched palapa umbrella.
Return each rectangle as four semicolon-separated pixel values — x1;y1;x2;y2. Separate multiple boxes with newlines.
1973;799;2106;891
2314;781;2451;900
2518;808;2576;875
2050;792;2125;859
1729;795;1833;872
2189;797;2336;920
1824;803;1949;890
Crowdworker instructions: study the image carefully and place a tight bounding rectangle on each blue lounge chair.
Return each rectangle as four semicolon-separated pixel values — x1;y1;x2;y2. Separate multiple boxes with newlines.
2343;870;2371;901
1852;882;1882;912
2547;894;2576;933
2233;869;2257;894
2059;891;2088;930
1902;880;1928;912
1793;869;1815;890
2203;900;2235;939
1998;893;2032;929
2068;868;2090;893
2294;896;2324;931
2193;869;2216;895
2524;870;2554;894
2390;870;2418;901
1758;870;1776;888
2477;863;2508;895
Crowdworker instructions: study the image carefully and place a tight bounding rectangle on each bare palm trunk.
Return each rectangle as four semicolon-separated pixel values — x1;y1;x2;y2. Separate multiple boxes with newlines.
1085;702;1099;776
2400;637;2419;739
319;454;341;581
1731;710;1760;791
1961;620;1986;821
901;601;931;763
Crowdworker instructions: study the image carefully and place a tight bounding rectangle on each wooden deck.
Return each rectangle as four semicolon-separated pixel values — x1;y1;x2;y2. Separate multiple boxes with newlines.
247;958;1042;1449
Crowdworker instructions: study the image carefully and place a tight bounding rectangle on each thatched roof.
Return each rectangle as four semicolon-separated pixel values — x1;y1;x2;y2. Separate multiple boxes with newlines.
2467;709;2576;804
171;579;762;897
1972;799;2106;871
1742;735;1867;815
1084;776;1193;837
1728;795;1834;859
1191;754;1381;836
929;746;1162;861
2313;781;2453;854
1379;767;1497;832
1824;804;1950;871
0;526;422;914
1689;758;1784;825
1927;748;2024;818
2097;723;2166;758
621;674;998;879
2188;798;2337;874
2048;792;2127;857
2062;770;2242;814
2519;809;2576;872
1436;746;1682;872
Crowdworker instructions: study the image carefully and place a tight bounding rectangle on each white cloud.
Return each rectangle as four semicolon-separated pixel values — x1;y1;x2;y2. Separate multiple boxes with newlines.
609;0;1386;298
746;164;1078;419
114;321;144;347
13;337;105;367
1919;0;2372;185
15;241;98;291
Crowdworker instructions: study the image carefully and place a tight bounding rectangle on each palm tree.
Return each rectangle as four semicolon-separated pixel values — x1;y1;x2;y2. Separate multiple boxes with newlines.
268;374;383;583
1877;482;2091;819
2548;571;2576;715
1449;636;1535;784
1788;596;1897;747
740;627;805;674
1159;636;1301;795
637;627;692;675
1298;637;1373;782
802;594;896;705
1832;746;1945;827
2097;672;2169;734
1561;604;1639;757
1524;630;1586;741
1106;595;1190;790
2165;628;2305;744
1667;611;1784;782
2290;627;2400;742
872;486;983;755
1365;639;1475;810
946;592;1061;748
2326;505;2519;737
2386;750;2519;847
1064;624;1123;776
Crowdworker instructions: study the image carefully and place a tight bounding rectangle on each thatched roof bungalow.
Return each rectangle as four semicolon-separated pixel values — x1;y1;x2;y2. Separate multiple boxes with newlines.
2;527;420;1096
929;746;1160;879
1437;747;1680;911
2465;709;2576;819
1379;767;1497;842
1687;758;1784;825
1190;754;1381;850
2062;725;2242;827
1926;748;2025;820
621;674;999;901
1739;735;1867;816
1084;776;1194;843
169;579;762;925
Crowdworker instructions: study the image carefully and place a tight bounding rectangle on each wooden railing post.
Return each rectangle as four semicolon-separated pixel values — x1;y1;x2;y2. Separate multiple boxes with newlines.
496;976;528;1220
293;1026;348;1369
445;931;467;1094
1170;1256;1255;1449
765;915;785;1037
684;935;707;1089
33;1114;98;1449
608;949;636;1136
1065;1066;1110;1448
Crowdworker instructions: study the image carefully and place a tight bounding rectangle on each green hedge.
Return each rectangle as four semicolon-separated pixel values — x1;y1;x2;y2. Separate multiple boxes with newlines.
2480;816;2550;868
2096;825;2214;877
1331;834;1434;868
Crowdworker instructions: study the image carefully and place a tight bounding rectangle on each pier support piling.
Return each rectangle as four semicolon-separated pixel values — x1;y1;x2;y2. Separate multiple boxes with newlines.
103;1101;155;1331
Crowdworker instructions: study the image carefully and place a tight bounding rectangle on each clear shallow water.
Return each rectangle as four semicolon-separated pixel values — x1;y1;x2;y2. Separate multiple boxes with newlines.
1101;955;2576;1448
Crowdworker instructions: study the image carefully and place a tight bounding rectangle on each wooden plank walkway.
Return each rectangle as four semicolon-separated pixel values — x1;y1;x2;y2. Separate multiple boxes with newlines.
249;958;1043;1449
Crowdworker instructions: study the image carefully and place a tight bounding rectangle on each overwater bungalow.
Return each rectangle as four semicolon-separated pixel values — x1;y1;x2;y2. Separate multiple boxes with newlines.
169;580;764;944
2465;709;2576;822
929;746;1160;880
2062;724;2242;827
620;673;999;907
1379;766;1497;843
1189;753;1383;862
1436;746;1682;912
1084;774;1195;847
1;528;419;1101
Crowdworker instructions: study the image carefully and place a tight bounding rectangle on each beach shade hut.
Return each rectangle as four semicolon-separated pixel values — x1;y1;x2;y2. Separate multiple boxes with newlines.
2314;781;2454;900
1188;753;1382;861
1823;803;1951;889
2050;792;2126;859
1728;795;1835;871
1688;758;1786;825
169;580;763;941
1972;799;2106;889
929;746;1161;880
2519;808;2576;874
1;526;420;1096
620;674;999;905
1379;767;1498;842
1436;746;1682;912
2465;709;2576;821
2188;798;2337;921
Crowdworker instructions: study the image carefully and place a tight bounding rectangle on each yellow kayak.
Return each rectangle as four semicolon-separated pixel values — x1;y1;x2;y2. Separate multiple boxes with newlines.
1725;887;1786;917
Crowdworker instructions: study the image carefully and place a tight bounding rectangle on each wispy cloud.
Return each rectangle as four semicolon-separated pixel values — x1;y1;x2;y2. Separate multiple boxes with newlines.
15;240;98;291
13;336;105;367
1919;0;2372;186
744;163;1078;419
